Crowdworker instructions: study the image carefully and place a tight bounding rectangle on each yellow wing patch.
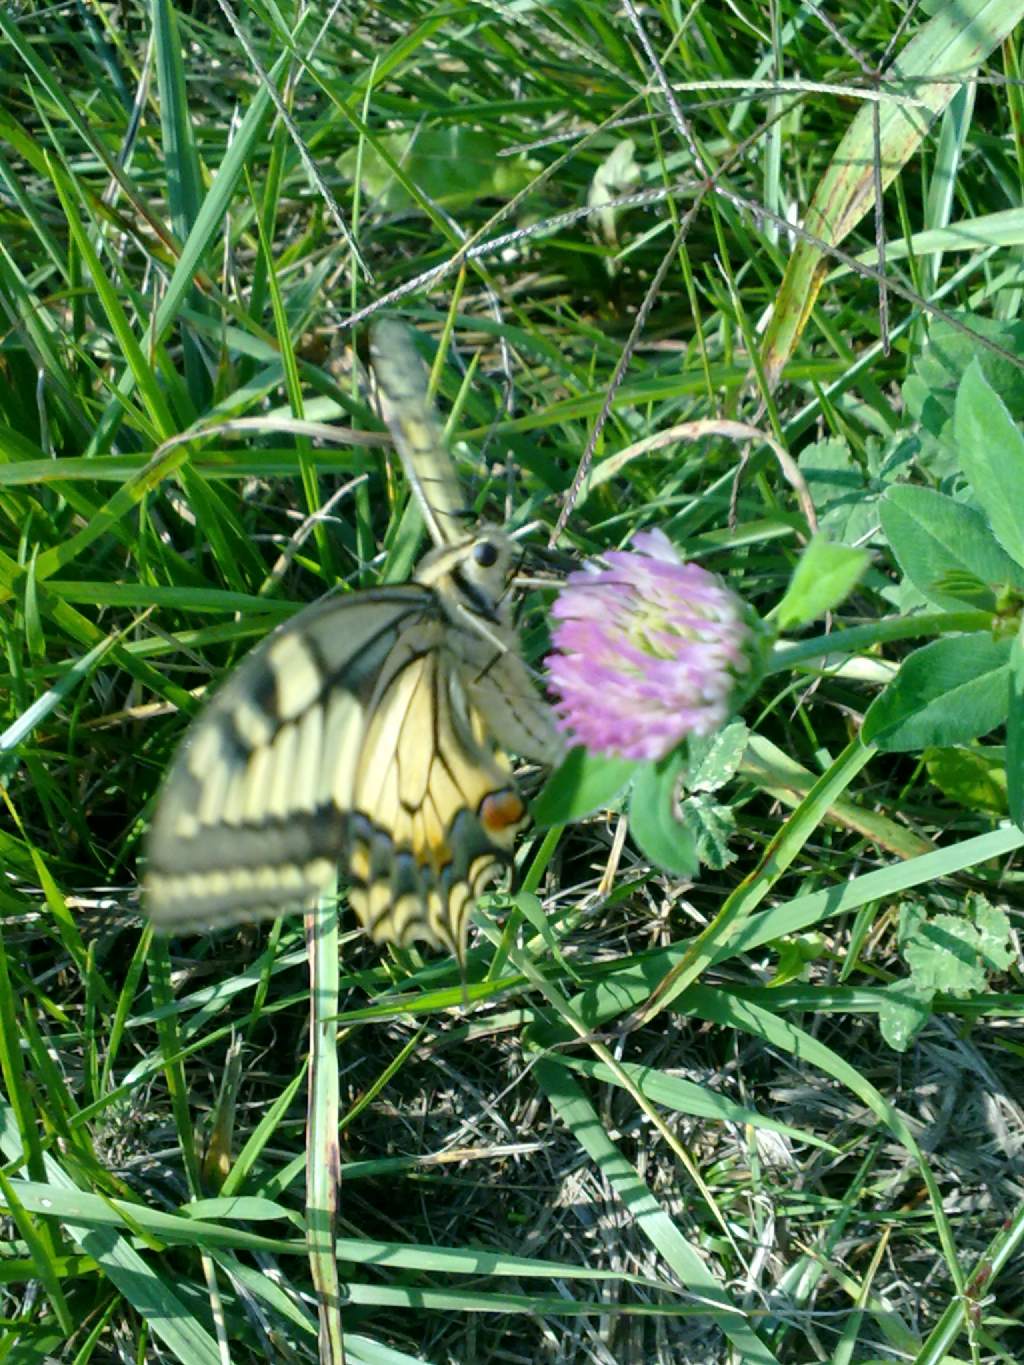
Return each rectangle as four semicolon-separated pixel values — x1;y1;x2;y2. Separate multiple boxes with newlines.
347;642;529;957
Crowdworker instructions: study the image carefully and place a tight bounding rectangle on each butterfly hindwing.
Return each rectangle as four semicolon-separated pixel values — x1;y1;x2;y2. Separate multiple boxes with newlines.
347;636;529;957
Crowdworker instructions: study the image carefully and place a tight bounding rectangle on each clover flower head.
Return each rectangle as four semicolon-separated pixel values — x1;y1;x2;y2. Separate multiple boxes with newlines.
545;529;752;761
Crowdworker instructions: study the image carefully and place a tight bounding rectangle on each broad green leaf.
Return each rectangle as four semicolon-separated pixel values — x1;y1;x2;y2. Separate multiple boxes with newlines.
973;900;1015;972
954;359;1024;568
628;756;698;878
904;913;988;994
863;634;1012;750
532;747;639;826
679;794;738;871
878;979;934;1053
907;314;1024;426
924;745;1007;816
775;535;869;630
798;437;882;544
686;719;748;791
768;933;825;988
880;484;1024;610
1009;621;1024;828
339;127;540;214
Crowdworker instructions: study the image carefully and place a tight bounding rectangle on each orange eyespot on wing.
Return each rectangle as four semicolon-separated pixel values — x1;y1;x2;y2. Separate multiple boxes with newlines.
480;789;528;841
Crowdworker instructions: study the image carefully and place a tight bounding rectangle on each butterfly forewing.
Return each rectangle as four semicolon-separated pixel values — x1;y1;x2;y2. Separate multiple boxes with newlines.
145;589;425;930
371;318;469;549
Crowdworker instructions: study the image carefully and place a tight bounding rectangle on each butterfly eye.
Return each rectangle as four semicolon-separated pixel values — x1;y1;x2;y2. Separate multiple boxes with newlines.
474;540;500;568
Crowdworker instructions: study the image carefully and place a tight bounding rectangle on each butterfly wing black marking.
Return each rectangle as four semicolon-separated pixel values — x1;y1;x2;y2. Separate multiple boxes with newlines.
145;584;529;958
